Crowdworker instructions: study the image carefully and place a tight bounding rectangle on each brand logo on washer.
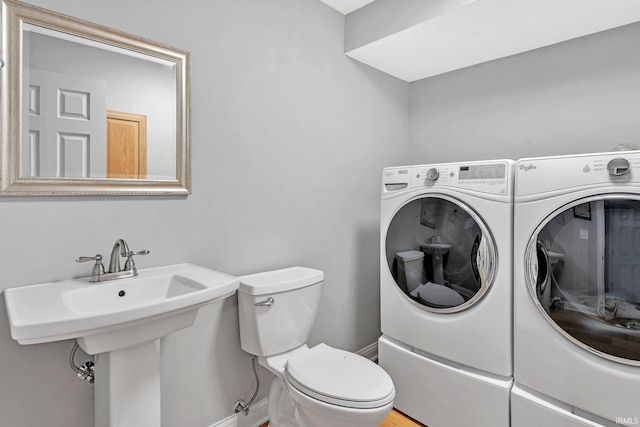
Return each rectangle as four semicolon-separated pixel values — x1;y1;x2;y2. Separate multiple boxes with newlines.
519;163;537;172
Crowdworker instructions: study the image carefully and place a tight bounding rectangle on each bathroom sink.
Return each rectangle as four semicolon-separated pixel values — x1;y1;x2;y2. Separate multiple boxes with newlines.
546;250;565;264
4;263;239;354
420;243;452;255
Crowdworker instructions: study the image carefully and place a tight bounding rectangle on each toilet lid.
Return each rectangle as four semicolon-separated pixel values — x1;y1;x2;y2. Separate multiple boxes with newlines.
395;250;424;262
418;282;465;308
285;343;395;409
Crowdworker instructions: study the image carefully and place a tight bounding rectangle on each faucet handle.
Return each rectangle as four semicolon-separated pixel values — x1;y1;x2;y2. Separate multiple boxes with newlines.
76;254;103;263
76;254;106;282
125;250;149;257
123;249;149;271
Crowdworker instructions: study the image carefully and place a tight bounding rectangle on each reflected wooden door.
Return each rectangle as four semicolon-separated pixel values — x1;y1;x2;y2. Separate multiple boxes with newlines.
107;110;147;179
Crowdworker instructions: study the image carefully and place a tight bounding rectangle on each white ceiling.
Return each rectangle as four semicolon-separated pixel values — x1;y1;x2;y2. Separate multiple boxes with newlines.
339;0;640;82
318;0;374;15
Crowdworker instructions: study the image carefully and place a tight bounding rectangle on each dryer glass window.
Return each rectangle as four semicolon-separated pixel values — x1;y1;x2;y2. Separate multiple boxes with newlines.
527;197;640;364
385;195;497;313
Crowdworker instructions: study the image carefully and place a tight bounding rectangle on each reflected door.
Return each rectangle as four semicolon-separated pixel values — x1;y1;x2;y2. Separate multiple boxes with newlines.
605;200;640;304
527;197;640;363
23;69;107;178
107;110;147;179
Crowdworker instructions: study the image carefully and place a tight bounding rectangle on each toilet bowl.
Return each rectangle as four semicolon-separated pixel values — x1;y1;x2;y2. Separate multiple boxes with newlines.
238;267;395;427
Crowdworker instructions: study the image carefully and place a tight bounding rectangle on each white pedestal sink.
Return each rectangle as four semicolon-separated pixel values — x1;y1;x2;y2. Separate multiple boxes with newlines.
4;263;239;427
420;242;451;285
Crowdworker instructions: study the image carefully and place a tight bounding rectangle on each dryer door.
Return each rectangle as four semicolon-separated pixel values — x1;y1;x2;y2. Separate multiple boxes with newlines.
526;195;640;365
385;194;497;313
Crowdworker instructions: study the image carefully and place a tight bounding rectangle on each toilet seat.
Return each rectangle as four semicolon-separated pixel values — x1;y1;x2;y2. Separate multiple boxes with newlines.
284;343;395;409
409;282;465;308
417;282;465;308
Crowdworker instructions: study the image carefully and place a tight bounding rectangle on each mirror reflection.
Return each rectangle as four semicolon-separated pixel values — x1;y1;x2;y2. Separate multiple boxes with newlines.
0;0;190;196
385;196;497;312
22;24;177;180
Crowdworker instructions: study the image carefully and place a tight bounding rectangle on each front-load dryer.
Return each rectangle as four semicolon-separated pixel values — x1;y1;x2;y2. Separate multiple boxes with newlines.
379;160;514;427
513;151;640;426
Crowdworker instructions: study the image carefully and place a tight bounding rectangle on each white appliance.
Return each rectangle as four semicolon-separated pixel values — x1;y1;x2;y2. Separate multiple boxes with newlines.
238;267;395;427
379;160;514;427
513;151;640;427
511;384;618;427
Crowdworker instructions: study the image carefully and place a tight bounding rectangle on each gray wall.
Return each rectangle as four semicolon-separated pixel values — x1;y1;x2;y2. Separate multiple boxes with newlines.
0;1;408;426
409;22;640;163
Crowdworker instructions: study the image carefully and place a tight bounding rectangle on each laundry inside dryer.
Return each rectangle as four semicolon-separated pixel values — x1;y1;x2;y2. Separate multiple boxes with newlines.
530;198;640;362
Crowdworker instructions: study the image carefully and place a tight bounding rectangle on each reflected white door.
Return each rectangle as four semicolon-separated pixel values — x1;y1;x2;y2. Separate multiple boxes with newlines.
605;200;640;303
23;69;107;178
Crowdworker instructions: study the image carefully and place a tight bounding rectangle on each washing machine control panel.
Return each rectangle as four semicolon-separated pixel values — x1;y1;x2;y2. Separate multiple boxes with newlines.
516;152;640;197
411;163;509;195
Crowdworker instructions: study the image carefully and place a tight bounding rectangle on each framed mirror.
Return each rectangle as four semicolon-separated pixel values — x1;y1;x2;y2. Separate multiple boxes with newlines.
0;0;190;196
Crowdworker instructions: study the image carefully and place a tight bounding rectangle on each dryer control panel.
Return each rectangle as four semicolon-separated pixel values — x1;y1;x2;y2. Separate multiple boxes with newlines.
411;162;510;196
382;160;513;197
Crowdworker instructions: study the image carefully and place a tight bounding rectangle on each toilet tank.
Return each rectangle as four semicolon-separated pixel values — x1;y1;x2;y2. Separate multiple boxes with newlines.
238;267;323;357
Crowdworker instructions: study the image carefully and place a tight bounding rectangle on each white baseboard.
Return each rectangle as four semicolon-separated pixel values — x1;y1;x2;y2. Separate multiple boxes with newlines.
210;398;268;427
210;341;378;427
357;341;379;362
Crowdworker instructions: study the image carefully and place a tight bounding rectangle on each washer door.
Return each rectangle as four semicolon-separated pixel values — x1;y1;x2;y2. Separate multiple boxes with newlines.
525;195;640;365
385;194;497;313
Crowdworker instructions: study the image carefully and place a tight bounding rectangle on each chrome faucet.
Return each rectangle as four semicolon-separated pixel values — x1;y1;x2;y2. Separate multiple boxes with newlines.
77;238;149;282
109;238;130;273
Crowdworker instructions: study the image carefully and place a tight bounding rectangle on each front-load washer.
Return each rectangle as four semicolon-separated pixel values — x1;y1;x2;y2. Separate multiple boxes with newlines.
514;151;640;426
379;159;514;427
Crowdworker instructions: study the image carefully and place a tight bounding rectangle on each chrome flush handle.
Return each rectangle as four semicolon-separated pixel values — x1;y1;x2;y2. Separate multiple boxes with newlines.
254;297;275;307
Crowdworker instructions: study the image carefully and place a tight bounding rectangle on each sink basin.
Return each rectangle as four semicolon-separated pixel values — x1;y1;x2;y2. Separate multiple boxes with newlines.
4;263;239;354
63;274;208;314
546;250;565;265
420;242;452;255
4;262;239;427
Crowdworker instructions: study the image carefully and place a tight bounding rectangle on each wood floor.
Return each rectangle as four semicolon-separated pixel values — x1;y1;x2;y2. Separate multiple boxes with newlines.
381;409;426;427
259;408;425;426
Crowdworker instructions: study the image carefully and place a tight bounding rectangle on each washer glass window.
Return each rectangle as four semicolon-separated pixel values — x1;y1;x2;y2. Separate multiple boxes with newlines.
385;195;497;313
526;196;640;364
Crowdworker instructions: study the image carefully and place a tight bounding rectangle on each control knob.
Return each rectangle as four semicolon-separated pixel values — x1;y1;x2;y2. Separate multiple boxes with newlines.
607;158;631;177
425;168;439;182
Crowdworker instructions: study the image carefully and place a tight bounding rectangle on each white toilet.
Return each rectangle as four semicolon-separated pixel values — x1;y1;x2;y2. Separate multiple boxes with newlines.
238;267;395;427
395;250;464;308
394;250;424;293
